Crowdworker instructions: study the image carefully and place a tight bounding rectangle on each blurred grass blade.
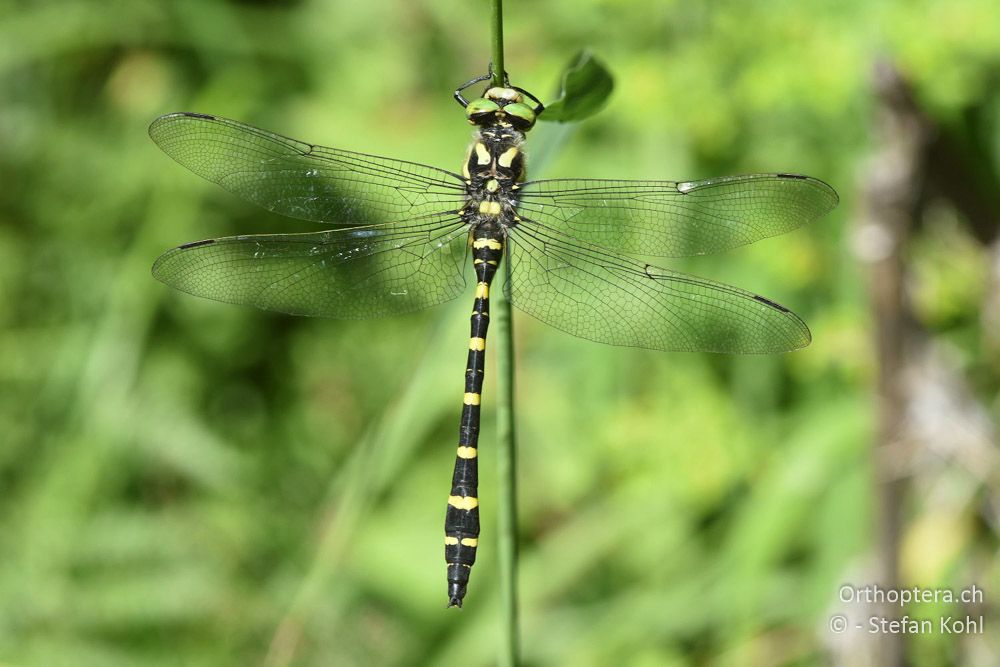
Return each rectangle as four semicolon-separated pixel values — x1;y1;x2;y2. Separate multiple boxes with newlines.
541;50;614;123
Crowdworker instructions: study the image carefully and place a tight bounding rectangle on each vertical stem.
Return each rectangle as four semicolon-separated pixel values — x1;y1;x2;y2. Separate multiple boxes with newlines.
490;0;505;86
859;60;928;667
495;259;519;667
490;3;517;663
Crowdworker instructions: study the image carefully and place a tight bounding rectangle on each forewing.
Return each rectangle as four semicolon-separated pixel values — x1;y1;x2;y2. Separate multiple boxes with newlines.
153;215;469;318
149;113;467;225
516;173;838;257
505;221;811;353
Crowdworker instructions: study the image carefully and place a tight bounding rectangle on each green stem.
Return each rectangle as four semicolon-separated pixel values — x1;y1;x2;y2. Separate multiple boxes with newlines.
490;4;517;664
495;260;519;667
490;0;505;86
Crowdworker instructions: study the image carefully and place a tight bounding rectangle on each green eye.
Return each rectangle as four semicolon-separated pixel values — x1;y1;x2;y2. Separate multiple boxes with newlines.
504;102;537;129
465;98;500;123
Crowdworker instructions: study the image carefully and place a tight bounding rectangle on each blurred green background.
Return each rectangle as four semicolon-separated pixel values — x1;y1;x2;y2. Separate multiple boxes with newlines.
2;0;999;665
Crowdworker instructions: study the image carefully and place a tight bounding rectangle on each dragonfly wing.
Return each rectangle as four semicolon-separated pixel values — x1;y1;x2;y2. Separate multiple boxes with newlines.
516;173;838;257
149;113;468;225
504;220;810;353
153;215;469;318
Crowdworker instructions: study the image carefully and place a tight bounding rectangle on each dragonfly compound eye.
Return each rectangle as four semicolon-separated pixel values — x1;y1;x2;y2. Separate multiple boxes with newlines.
503;102;536;130
465;98;501;125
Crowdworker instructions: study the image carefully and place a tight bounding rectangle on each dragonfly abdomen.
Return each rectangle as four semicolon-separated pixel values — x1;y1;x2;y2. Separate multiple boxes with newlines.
445;229;505;608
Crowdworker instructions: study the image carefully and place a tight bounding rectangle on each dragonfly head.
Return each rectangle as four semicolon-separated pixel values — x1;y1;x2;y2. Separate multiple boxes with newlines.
465;87;537;131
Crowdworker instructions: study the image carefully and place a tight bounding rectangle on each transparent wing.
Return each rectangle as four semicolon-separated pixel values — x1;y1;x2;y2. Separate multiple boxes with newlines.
153;215;470;318
505;220;810;353
149;112;468;225
516;173;838;257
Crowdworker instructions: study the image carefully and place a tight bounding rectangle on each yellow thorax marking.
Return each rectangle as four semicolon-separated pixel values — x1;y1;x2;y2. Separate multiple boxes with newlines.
469;337;486;351
463;392;481;405
456;446;477;459
475;143;491;165
485;178;499;192
462;144;473;179
498;147;519;169
478;200;502;216
475;282;490;298
472;238;503;250
448;495;479;510
460;538;478;547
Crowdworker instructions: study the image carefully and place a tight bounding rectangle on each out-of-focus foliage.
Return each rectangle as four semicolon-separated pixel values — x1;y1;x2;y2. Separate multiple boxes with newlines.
0;1;998;666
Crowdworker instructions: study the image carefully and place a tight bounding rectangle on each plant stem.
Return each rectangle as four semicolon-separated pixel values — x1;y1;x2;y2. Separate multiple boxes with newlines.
490;0;505;86
490;4;517;664
495;260;519;667
492;5;520;667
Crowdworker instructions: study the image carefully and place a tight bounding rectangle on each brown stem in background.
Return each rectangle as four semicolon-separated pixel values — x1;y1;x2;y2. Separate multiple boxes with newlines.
850;57;1000;667
855;59;933;667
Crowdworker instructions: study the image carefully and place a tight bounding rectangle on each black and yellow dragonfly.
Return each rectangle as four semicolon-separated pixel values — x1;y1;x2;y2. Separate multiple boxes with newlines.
149;72;838;608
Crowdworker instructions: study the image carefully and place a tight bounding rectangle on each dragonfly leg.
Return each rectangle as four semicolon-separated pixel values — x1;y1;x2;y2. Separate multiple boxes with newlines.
510;85;544;115
453;68;494;107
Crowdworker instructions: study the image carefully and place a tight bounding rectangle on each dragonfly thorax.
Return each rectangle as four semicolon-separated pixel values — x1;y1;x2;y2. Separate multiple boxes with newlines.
460;125;526;236
462;126;526;185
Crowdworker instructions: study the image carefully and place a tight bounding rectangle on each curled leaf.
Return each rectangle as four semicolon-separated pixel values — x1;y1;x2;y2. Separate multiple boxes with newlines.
541;51;614;123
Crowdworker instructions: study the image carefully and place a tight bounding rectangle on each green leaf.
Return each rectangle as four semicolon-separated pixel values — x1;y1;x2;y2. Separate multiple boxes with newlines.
541;51;614;123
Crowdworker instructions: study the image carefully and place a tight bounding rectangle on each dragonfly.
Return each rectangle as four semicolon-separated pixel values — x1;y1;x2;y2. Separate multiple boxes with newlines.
149;69;838;608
